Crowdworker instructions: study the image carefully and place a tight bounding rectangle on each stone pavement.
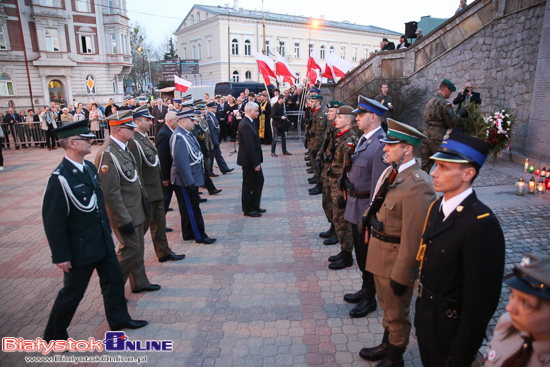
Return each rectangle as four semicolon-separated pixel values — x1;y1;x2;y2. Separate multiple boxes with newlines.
0;140;549;367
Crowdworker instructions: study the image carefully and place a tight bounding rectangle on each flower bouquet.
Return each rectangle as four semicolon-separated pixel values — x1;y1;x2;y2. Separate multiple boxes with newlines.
484;108;516;157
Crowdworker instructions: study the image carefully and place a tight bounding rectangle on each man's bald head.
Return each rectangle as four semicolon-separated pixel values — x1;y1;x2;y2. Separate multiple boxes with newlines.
165;111;178;129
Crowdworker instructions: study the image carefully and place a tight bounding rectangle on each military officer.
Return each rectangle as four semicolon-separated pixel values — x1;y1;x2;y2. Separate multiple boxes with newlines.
343;96;388;318
421;79;459;173
414;129;505;367
170;109;216;244
308;95;327;196
127;106;186;262
195;106;222;196
325;105;358;270
95;110;160;294
205;101;234;175
43;120;147;342
360;118;436;367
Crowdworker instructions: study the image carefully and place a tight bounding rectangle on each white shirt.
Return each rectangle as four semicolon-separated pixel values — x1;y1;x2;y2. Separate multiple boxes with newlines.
440;187;473;221
65;156;84;172
110;135;128;151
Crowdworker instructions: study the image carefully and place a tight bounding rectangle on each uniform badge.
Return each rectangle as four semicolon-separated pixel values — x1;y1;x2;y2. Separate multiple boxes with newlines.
382;153;387;164
487;350;496;361
456;205;463;212
126;171;131;177
101;165;109;174
72;169;77;174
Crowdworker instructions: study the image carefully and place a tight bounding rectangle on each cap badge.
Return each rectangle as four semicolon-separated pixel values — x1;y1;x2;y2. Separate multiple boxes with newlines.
443;129;452;140
488;350;497;361
101;165;109;174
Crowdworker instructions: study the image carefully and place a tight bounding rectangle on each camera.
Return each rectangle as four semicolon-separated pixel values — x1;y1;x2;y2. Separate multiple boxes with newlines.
464;88;470;94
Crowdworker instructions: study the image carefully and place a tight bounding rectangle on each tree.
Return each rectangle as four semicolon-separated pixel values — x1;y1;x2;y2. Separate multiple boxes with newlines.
164;37;177;60
126;23;153;94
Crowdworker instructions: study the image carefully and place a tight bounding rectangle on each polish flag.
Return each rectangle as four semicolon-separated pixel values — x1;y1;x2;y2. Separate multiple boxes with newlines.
307;68;319;85
324;52;353;80
274;50;298;85
174;75;192;92
322;53;335;80
307;44;322;72
254;49;276;86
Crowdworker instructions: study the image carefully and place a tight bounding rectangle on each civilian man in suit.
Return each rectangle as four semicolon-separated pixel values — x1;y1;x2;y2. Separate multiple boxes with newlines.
3;107;23;149
205;102;233;175
95;111;161;294
215;95;229;142
343;96;388;318
152;99;168;129
237;102;265;218
452;81;482;114
415;129;505;367
170;109;216;244
43;120;147;342
127;106;185;262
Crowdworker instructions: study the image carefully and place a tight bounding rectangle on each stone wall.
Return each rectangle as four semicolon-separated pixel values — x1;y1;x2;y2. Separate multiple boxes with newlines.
334;0;546;153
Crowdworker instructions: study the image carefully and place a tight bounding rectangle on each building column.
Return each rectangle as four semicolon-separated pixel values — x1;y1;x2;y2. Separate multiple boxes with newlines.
65;75;74;107
41;76;49;105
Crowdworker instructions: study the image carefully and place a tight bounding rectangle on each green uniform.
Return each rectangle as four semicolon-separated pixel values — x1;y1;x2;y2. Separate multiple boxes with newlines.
309;108;327;181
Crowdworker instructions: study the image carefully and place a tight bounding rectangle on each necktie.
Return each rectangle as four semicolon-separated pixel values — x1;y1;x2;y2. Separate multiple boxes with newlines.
358;135;367;148
501;336;533;367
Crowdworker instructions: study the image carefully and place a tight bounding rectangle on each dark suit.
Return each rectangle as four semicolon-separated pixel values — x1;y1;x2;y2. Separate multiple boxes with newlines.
271;101;288;154
152;105;168;128
383;42;396;51
216;102;229;141
415;192;505;367
206;112;230;173
452;91;482;114
237;116;264;213
104;104;120;117
3;112;23;147
42;158;130;341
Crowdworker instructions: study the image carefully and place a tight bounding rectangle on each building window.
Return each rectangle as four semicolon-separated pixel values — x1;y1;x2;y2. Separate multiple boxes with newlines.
244;40;251;56
266;40;270;55
192;45;195;58
112;79;118;94
75;0;90;12
108;0;115;14
245;71;252;80
309;44;313;56
329;45;335;54
111;34;117;54
295;73;300;84
0;74;14;96
81;35;93;53
364;48;368;58
279;41;285;56
121;34;127;54
352;47;357;61
0;26;6;50
340;46;346;59
232;70;239;82
207;39;211;58
190;15;194;25
231;39;238;55
197;12;200;22
294;42;300;58
45;28;60;52
183;46;187;58
197;43;202;59
40;0;54;6
320;45;325;60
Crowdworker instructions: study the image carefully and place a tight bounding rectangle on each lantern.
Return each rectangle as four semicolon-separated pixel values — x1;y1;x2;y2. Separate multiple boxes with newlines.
529;164;535;173
537;178;545;193
524;159;529;172
535;168;541;176
515;177;526;196
528;177;536;194
542;167;547;177
545;176;550;193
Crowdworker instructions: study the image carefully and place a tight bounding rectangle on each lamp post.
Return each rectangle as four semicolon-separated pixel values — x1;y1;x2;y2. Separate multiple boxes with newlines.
218;6;231;82
137;47;152;93
308;20;319;59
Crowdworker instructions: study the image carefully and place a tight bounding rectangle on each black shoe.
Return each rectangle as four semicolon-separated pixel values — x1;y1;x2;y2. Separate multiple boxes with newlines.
304;152;309;156
132;284;161;293
283;151;292;155
167;208;174;212
222;168;234;174
165;227;173;232
183;236;195;241
197;237;217;244
308;178;318;185
255;208;267;213
209;189;222;195
359;330;390;361
319;224;335;238
328;252;342;262
199;198;207;203
375;345;405;367
244;211;262;217
306;162;312;167
112;319;148;331
344;288;366;303
271;153;278;157
328;251;353;270
209;173;219;177
159;252;186;262
306;168;314;174
309;187;322;195
350;298;377;318
304;156;311;161
323;235;339;245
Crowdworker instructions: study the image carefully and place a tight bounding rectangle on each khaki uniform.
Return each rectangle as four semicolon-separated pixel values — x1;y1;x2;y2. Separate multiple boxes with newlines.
366;161;436;348
421;93;458;173
329;129;357;252
95;137;151;291
127;132;172;260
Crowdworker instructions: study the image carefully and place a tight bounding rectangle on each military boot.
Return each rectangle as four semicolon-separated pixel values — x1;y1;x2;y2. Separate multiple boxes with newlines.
328;251;342;262
306;168;314;174
344;288;365;303
308;177;317;184
319;223;335;238
375;344;405;367
359;329;389;361
328;250;353;270
309;184;323;195
323;234;339;245
350;294;377;318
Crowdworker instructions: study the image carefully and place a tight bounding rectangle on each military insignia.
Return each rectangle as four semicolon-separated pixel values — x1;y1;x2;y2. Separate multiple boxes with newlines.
487;350;496;361
72;169;77;174
520;257;530;267
382;153;387;164
126;171;131;177
456;205;463;212
101;165;109;173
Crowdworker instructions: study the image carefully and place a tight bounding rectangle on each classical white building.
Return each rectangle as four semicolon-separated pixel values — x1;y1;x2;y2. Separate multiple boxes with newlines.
174;3;401;87
0;0;132;111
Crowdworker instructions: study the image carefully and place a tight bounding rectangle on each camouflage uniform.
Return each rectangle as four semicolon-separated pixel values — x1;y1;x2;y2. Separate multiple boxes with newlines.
317;124;336;223
329;128;357;252
309;108;327;181
421;93;458;173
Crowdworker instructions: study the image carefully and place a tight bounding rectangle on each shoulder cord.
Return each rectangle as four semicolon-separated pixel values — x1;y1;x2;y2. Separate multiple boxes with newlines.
109;151;139;183
57;175;98;214
133;138;159;168
171;132;203;166
208;114;220;130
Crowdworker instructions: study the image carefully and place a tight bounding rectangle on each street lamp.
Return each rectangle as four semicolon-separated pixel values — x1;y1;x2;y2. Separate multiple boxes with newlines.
218;6;231;82
137;46;152;93
308;20;319;58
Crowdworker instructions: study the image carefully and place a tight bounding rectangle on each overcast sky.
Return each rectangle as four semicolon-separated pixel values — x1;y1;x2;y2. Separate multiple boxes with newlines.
127;0;460;45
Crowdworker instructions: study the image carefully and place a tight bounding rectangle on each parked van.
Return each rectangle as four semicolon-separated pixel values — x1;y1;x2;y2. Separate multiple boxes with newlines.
214;82;274;98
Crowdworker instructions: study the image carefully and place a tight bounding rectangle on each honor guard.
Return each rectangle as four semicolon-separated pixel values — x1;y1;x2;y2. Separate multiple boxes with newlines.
43;120;147;342
127;105;186;262
95;110;161;294
360;118;436;366
307;94;327;195
414;129;505;367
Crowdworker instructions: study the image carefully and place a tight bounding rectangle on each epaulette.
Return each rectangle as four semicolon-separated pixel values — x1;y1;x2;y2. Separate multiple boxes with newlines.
470;200;493;220
411;169;430;183
105;145;111;152
52;163;64;175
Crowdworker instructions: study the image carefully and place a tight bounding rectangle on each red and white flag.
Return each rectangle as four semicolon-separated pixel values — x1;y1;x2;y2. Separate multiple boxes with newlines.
274;50;298;85
174;75;192;92
307;44;322;73
323;52;353;81
254;50;276;86
307;68;319;85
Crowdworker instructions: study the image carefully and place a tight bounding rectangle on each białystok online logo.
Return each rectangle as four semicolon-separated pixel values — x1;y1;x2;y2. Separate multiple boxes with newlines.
2;332;173;354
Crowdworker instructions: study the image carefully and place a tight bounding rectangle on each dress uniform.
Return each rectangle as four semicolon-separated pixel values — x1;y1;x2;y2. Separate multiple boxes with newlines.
205;102;233;175
127;106;185;263
484;254;550;367
343;96;389;318
43;120;146;342
95;110;159;293
194;107;221;195
415;129;505;367
361;118;436;367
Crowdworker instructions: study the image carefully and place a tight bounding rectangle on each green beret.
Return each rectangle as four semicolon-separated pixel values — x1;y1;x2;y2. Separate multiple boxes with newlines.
442;79;456;92
326;100;344;109
310;94;323;100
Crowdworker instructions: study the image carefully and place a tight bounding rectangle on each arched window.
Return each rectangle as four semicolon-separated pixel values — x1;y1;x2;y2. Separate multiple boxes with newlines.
190;15;194;25
245;71;252;80
0;74;14;96
197;43;202;59
244;40;251;56
320;45;325;60
182;46;187;58
232;70;239;82
196;12;200;22
329;45;335;54
231;39;239;55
